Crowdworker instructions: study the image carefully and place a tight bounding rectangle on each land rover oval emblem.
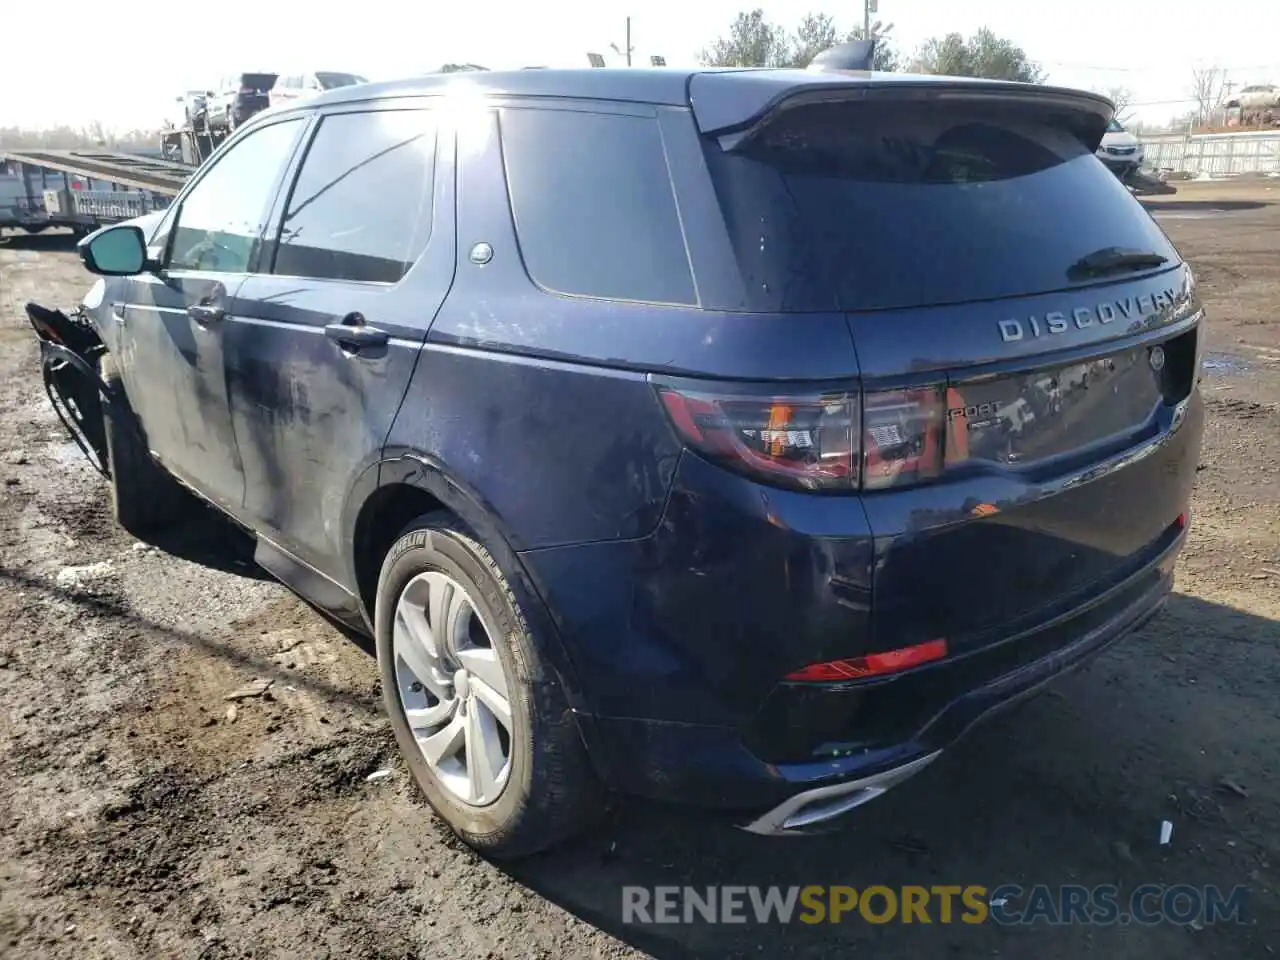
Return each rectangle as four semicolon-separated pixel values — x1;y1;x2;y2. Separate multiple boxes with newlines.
1149;345;1166;371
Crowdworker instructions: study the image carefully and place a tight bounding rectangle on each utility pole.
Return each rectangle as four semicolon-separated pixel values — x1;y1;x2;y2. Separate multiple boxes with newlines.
864;0;877;39
611;17;634;67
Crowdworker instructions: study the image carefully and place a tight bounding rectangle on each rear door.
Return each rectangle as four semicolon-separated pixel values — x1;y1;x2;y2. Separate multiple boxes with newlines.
224;104;455;582
117;115;308;512
696;85;1201;645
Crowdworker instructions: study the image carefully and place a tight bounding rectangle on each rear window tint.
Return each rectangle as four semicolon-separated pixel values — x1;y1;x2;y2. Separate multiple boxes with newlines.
317;72;366;89
500;108;696;305
704;100;1180;313
241;73;278;90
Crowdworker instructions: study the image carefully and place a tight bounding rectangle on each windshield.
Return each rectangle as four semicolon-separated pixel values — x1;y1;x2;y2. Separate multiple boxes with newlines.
317;72;367;89
703;99;1178;313
1106;118;1125;132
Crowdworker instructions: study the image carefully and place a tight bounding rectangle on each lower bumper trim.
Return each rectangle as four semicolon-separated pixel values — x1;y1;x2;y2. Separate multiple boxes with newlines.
742;750;942;836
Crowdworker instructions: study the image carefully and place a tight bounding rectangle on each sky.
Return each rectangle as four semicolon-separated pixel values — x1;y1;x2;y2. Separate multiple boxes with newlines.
1;0;1277;131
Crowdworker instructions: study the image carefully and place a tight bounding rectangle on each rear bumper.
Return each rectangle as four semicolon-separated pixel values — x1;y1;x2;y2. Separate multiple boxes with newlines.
575;526;1178;813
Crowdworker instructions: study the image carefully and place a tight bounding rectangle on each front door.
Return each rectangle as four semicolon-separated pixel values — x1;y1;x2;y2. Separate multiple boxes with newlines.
117;115;309;513
226;105;455;582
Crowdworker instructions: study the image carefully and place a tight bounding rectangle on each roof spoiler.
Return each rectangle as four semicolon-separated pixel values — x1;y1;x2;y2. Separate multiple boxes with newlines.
806;39;876;73
691;74;1115;152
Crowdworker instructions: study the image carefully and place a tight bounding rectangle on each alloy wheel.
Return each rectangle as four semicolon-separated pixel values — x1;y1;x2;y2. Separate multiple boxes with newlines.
392;571;513;806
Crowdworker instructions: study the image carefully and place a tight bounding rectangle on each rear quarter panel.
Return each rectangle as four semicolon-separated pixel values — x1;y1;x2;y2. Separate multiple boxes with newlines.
387;102;861;549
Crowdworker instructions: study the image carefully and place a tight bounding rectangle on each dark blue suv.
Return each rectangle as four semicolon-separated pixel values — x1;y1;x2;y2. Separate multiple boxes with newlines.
52;63;1203;858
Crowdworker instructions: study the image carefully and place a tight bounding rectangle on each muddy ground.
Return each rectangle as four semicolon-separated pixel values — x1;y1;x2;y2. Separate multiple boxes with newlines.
0;180;1277;959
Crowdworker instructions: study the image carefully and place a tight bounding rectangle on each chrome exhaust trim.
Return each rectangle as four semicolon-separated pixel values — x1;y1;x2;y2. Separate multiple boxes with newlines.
742;750;942;836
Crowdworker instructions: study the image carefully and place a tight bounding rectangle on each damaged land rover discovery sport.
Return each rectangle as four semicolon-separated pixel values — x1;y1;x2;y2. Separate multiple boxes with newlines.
31;53;1204;858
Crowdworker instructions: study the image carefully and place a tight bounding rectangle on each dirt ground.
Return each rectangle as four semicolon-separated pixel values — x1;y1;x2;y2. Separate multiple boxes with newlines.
0;180;1277;959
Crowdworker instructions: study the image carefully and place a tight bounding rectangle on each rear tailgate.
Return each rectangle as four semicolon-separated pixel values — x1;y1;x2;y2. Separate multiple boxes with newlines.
694;75;1203;647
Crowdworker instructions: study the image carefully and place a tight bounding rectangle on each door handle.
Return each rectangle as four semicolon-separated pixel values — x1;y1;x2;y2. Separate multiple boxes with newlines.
325;320;388;350
188;303;225;325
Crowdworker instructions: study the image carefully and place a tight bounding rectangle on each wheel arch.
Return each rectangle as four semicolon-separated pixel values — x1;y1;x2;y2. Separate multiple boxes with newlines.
345;449;591;715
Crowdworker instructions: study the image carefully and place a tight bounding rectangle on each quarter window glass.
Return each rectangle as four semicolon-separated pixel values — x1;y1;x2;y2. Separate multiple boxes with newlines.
272;110;437;284
169;118;303;273
500;109;695;305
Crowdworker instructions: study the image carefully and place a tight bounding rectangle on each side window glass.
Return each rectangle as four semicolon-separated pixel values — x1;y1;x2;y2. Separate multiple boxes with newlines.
169;119;303;274
272;110;436;284
500;108;695;305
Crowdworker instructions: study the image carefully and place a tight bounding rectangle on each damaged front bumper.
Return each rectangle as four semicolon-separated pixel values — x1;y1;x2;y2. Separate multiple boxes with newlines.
25;301;111;475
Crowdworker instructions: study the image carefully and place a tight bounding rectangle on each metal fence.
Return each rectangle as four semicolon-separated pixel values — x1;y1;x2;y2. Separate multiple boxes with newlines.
1140;130;1280;177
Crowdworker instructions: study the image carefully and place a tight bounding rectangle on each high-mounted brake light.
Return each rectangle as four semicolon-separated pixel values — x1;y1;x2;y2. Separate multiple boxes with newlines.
653;378;945;492
785;639;948;682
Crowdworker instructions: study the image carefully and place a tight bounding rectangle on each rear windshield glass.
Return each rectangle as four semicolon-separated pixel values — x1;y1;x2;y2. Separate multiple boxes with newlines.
317;72;367;89
240;73;278;89
703;100;1179;313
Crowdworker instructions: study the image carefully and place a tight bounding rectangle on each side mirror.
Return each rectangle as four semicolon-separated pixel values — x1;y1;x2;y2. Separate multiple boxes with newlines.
78;224;150;276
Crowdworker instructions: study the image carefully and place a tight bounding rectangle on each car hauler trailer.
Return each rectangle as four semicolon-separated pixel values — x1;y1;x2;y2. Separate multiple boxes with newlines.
160;124;230;167
0;148;189;236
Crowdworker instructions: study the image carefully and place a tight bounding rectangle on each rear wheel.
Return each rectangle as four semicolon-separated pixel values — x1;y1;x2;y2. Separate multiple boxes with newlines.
374;514;600;859
99;354;191;536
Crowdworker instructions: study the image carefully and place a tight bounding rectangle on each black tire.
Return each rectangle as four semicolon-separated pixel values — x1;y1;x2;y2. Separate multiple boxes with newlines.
374;513;600;859
99;354;191;536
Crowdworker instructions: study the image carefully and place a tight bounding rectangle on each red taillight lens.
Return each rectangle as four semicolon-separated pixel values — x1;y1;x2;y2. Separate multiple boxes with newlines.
785;639;948;682
655;384;857;491
653;378;947;492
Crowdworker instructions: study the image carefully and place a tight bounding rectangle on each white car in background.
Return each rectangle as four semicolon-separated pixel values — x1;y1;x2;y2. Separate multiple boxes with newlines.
1096;117;1144;180
269;72;369;110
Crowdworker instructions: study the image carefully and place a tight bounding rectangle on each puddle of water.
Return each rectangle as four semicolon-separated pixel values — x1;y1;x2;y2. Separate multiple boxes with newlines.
1202;353;1250;375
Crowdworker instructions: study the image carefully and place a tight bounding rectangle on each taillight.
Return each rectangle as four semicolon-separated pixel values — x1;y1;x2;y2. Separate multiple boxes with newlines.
861;387;944;490
654;383;856;491
653;378;945;492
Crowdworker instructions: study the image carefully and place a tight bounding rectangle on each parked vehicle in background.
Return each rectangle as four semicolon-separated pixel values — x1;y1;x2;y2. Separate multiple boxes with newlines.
175;90;208;129
37;63;1203;860
1;156;172;235
207;73;279;131
269;72;368;110
1097;117;1145;179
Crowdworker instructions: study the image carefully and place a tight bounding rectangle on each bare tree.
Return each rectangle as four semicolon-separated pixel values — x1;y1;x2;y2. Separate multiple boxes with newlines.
1189;65;1224;128
790;12;840;69
0;124;163;150
699;8;793;68
1102;85;1136;122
